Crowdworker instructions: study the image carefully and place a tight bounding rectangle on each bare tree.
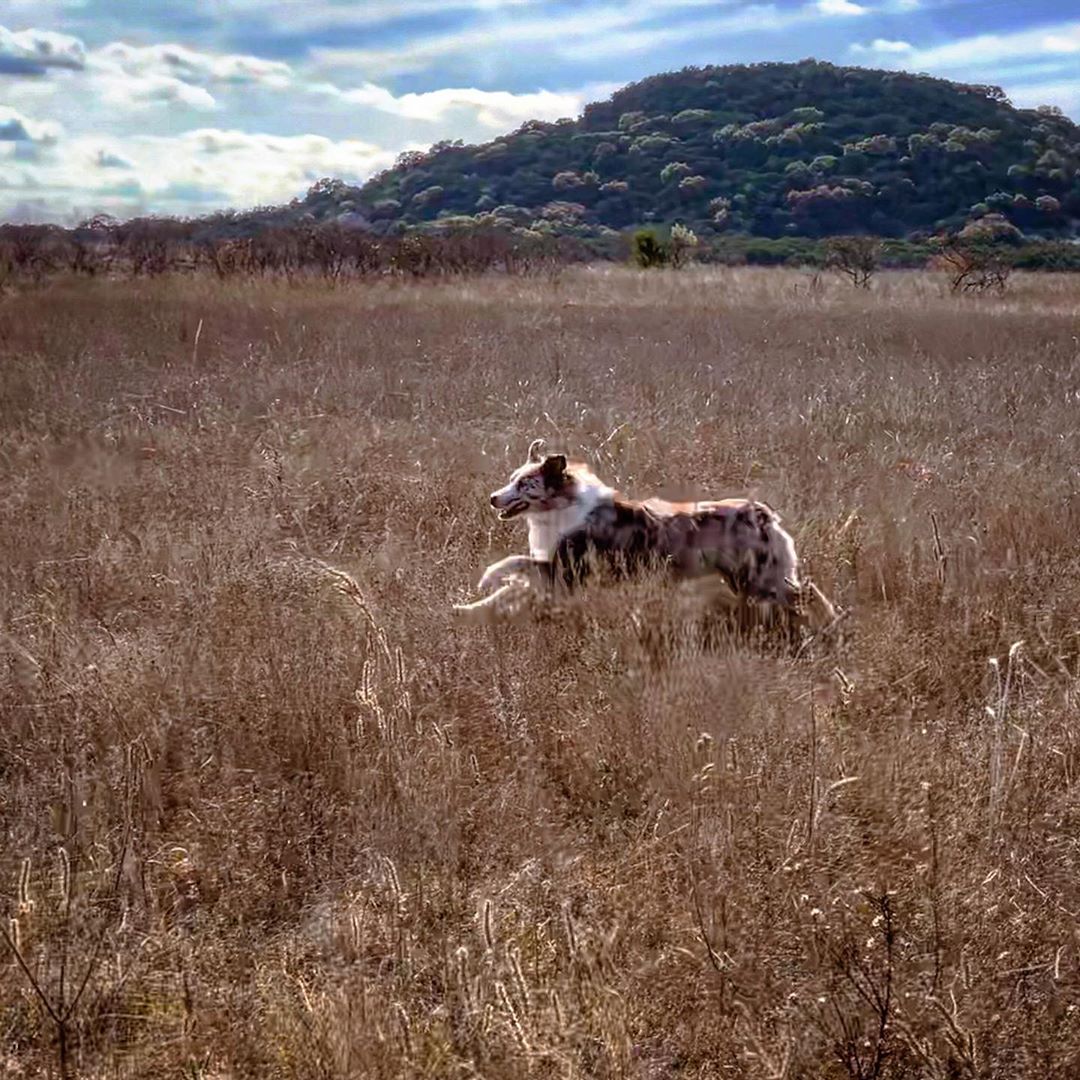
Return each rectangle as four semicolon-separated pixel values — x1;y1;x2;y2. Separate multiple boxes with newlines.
825;236;882;289
937;237;1011;294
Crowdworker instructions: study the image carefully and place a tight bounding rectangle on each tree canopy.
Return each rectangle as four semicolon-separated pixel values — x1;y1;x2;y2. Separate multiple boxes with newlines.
298;59;1080;241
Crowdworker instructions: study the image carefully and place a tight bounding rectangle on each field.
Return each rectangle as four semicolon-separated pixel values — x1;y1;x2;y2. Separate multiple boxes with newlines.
2;266;1079;1078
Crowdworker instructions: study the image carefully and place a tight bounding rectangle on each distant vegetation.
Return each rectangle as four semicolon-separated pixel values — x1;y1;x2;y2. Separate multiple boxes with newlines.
4;217;1078;288
0;217;594;285
3;60;1079;283
329;59;1080;242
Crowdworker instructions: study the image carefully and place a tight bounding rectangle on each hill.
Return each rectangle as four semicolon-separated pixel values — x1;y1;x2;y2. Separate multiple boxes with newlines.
300;59;1080;241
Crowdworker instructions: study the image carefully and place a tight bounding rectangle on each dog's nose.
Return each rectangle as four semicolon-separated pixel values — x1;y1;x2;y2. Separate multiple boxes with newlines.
489;493;499;507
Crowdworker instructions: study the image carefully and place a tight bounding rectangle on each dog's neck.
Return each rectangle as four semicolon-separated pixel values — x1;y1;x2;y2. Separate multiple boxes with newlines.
525;469;613;560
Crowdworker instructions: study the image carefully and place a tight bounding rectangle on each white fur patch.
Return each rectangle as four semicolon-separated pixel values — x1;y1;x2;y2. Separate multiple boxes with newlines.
525;473;614;560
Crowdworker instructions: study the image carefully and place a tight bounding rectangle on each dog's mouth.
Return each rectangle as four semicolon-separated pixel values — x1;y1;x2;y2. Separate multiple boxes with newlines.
496;501;528;520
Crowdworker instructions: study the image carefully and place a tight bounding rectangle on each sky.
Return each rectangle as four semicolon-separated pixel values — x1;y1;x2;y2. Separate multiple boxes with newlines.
1;0;1077;223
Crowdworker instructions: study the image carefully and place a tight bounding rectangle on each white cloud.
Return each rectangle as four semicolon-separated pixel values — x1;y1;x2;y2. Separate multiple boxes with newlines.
334;83;586;128
219;0;541;32
331;0;880;73
4;28;591;134
92;41;294;88
91;69;219;112
310;1;823;75
0;127;400;220
1038;32;1080;55
77;40;298;113
95;147;135;169
0;30;416;218
0;25;84;72
847;21;1080;119
556;3;872;63
900;22;1080;70
816;0;866;16
311;6;645;76
0;26;610;206
846;19;1080;119
0;105;63;144
850;38;913;55
1009;80;1080;116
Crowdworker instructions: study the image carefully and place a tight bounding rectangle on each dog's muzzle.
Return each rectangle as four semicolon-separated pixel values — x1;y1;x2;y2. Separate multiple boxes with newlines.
490;492;527;520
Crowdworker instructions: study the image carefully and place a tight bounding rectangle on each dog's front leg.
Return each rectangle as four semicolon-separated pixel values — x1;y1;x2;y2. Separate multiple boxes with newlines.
453;579;534;624
478;554;537;593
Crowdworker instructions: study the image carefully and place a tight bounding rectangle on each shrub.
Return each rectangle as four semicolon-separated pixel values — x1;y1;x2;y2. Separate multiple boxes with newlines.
677;175;709;195
660;162;693;185
668;223;699;268
552;171;584;191
958;212;1023;245
632;228;669;268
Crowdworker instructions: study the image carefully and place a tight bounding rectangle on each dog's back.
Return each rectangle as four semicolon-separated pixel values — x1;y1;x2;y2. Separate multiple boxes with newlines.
552;494;800;606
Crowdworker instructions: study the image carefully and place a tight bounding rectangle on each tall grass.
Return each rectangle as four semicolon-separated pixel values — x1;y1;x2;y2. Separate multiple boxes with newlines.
1;266;1079;1078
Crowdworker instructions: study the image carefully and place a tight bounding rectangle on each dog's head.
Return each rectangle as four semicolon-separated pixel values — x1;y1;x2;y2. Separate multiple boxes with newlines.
489;438;575;520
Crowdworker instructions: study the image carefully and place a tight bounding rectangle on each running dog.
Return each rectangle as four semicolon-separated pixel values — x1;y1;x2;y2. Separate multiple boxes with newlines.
453;439;838;639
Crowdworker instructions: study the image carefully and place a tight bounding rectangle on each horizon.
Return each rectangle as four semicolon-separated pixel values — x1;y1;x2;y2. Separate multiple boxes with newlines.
1;2;1078;223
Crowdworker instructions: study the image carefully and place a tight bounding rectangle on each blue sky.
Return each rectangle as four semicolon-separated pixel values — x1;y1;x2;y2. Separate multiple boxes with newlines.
1;0;1077;221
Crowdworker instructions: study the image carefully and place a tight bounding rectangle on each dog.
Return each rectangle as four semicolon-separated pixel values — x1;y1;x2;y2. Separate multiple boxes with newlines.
453;439;838;641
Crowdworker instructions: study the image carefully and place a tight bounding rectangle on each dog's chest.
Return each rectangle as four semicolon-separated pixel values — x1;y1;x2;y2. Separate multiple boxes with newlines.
527;504;598;559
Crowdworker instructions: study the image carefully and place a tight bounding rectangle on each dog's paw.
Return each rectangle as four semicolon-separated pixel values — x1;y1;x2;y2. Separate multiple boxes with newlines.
453;579;536;626
477;566;504;593
453;593;491;611
452;599;492;624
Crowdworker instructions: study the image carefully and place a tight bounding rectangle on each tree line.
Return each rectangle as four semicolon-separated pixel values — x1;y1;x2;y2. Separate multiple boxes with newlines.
0;216;593;285
3;212;1077;289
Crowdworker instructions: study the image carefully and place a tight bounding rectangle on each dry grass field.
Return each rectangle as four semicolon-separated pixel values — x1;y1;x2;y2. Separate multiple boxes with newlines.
2;266;1079;1078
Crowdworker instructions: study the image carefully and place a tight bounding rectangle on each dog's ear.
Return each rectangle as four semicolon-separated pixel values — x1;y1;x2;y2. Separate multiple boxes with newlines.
527;438;546;463
541;453;567;480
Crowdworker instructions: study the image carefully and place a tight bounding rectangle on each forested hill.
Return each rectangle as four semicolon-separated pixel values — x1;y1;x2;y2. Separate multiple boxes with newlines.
302;60;1080;240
